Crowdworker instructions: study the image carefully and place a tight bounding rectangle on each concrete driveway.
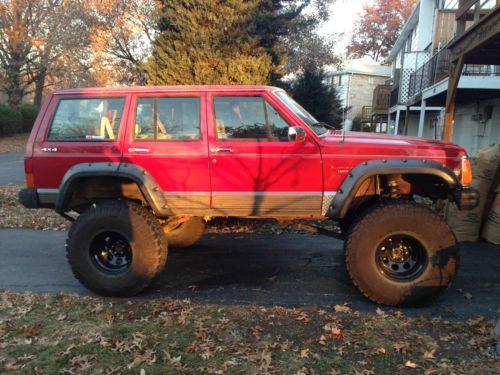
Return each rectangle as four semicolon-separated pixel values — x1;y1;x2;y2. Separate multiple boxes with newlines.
0;228;498;318
0;152;24;185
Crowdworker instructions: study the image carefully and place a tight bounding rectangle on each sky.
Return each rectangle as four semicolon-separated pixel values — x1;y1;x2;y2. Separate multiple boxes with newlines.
318;0;372;57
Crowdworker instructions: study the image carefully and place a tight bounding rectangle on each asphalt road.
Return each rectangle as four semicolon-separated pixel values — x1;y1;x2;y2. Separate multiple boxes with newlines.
0;152;24;185
1;228;499;319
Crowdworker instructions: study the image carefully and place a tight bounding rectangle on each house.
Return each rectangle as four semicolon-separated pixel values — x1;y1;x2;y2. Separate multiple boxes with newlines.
386;0;500;155
324;57;391;130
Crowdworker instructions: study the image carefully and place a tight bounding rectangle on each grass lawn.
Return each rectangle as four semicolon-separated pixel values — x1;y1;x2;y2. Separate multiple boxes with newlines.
0;292;497;374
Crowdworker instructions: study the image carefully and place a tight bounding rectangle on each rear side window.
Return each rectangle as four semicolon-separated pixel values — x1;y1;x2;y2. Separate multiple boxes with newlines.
48;98;125;141
135;97;201;141
214;96;290;141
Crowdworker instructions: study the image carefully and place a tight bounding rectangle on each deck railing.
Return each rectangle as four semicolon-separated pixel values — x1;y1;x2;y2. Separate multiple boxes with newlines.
406;47;500;101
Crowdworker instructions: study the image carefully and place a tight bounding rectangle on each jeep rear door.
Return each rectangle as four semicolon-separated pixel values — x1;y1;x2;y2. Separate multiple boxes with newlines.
122;91;211;215
32;94;128;190
207;90;323;216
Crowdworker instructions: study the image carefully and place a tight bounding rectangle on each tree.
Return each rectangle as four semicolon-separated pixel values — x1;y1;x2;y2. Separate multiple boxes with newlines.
347;0;417;62
0;0;44;107
145;0;335;85
0;0;91;107
29;0;91;106
289;66;344;127
282;30;342;73
85;0;157;85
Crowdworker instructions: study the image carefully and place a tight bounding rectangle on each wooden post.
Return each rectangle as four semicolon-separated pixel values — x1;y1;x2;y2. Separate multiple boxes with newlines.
443;56;465;142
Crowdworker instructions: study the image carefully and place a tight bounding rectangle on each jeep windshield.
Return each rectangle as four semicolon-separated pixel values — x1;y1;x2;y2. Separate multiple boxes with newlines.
274;91;329;136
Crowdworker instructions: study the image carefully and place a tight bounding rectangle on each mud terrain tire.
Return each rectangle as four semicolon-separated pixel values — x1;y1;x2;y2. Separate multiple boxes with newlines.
66;200;167;296
163;217;205;249
345;202;458;306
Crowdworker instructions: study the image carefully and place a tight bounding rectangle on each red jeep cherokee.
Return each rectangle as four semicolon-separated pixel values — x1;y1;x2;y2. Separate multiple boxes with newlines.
19;85;478;305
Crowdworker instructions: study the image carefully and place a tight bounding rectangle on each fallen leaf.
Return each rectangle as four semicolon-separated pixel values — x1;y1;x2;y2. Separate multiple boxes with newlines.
422;349;435;359
376;307;386;316
332;327;342;337
334;304;352;313
405;360;417;369
3;358;21;371
57;313;67;321
393;342;410;353
300;348;310;358
319;334;327;346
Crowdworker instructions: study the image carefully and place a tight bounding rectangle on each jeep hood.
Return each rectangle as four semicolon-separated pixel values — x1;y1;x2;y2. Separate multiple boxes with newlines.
318;130;466;159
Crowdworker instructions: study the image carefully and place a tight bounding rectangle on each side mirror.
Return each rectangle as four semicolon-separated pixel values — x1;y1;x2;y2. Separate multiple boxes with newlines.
288;126;307;142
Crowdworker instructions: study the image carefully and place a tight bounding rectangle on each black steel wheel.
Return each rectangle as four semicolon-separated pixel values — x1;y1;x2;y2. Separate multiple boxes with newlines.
375;235;427;282
89;232;132;274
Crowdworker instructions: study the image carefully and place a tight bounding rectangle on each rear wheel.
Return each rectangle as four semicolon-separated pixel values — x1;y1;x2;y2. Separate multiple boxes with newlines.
345;202;458;306
163;216;205;249
66;200;167;296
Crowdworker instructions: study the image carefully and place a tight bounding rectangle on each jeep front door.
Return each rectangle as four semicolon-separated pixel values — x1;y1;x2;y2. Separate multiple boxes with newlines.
207;92;323;216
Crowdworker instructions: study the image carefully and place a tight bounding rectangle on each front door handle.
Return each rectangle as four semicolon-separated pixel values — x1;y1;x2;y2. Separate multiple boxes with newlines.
128;147;150;153
210;148;233;153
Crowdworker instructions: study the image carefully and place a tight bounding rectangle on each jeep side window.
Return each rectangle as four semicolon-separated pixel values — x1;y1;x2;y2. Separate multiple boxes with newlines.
48;98;125;141
135;97;201;141
214;96;290;141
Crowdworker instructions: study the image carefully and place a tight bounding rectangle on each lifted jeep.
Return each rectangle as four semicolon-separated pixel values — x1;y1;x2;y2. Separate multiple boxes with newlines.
19;85;478;305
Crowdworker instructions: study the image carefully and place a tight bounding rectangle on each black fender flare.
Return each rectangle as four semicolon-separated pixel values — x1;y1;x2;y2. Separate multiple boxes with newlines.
56;162;172;216
327;158;460;219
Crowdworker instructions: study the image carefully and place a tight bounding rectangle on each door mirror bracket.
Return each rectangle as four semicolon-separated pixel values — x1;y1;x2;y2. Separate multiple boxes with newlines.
288;126;307;142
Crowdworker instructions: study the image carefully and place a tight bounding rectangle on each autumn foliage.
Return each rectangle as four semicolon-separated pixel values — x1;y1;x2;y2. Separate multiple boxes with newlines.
348;0;418;62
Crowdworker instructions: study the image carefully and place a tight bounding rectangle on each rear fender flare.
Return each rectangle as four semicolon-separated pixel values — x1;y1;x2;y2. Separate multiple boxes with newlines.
56;162;172;216
327;158;460;219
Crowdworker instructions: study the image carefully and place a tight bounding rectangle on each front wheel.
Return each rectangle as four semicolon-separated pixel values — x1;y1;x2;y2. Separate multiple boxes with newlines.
66;200;167;296
345;202;458;306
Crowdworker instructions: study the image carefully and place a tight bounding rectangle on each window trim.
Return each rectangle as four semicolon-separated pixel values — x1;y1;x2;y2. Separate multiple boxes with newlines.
212;95;291;142
132;95;202;142
46;96;127;142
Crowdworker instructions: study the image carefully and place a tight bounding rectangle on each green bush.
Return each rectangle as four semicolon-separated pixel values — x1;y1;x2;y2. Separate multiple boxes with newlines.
0;103;23;136
20;103;40;132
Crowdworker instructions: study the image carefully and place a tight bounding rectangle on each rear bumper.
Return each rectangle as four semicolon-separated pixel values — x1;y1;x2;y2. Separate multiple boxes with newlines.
19;188;57;209
452;187;479;211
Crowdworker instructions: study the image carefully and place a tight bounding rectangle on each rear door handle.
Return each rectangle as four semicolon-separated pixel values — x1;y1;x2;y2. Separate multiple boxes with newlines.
210;148;233;153
128;147;150;153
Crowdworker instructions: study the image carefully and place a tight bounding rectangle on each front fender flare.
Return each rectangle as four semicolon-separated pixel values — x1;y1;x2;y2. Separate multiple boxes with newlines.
327;158;460;219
